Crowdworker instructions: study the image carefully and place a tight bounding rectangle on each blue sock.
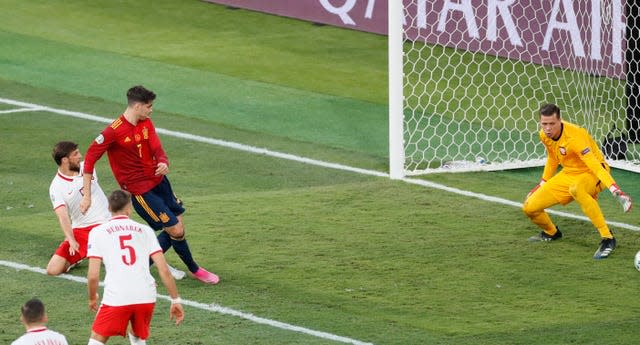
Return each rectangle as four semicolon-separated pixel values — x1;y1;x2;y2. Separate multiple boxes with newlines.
157;231;172;252
171;238;199;273
149;231;173;267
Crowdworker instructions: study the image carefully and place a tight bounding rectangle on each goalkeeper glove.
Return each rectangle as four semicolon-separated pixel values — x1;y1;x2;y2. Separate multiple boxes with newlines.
609;184;632;213
527;179;545;199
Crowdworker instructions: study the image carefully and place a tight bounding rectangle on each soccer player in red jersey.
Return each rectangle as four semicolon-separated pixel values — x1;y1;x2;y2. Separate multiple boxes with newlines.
81;85;219;284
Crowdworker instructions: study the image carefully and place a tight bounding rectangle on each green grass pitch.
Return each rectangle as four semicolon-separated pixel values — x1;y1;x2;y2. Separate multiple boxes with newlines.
1;1;639;344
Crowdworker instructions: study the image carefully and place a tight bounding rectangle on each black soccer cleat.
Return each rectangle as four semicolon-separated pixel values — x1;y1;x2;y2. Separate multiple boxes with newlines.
528;228;563;242
593;237;616;259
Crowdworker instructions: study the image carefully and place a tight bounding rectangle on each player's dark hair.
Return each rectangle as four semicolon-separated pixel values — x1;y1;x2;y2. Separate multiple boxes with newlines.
539;103;561;119
52;141;78;166
127;85;156;106
108;189;132;213
21;298;45;324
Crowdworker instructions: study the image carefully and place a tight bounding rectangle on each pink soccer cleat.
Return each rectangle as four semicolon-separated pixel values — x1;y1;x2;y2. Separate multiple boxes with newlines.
193;267;219;285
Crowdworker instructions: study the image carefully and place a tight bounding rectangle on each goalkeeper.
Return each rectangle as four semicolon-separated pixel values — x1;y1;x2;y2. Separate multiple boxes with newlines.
523;103;632;259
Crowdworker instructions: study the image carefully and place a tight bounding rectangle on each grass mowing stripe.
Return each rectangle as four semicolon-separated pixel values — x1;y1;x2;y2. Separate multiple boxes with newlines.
0;97;389;178
1;96;638;235
0;260;374;345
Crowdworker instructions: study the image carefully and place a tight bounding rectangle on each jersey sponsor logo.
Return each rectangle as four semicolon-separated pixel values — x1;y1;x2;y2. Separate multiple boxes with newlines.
95;134;105;144
124;136;132;143
581;147;591;155
559;147;566;155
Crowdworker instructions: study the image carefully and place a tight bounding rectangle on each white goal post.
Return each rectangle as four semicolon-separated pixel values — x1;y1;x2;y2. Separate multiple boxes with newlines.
389;0;640;177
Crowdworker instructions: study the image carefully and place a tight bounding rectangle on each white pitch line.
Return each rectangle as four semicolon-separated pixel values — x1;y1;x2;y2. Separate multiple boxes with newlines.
403;178;640;231
0;107;45;114
0;97;637;232
0;260;373;345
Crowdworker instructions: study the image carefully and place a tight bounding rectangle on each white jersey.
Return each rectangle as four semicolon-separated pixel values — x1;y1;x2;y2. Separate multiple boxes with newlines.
11;326;68;345
49;161;110;228
87;216;162;306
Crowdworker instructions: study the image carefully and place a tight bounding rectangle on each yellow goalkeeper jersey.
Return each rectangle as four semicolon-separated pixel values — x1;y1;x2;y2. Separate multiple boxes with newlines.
539;121;615;188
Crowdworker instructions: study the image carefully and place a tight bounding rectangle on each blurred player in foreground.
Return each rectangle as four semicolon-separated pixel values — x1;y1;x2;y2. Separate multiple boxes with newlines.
12;298;68;345
86;189;184;345
523;103;632;259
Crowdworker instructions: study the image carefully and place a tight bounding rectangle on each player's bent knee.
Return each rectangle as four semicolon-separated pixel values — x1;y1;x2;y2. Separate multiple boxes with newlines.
46;267;60;276
165;224;185;239
522;202;539;217
46;259;65;276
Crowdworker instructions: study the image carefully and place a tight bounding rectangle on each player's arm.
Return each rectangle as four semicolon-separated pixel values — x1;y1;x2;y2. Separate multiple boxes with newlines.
53;206;79;255
81;129;112;213
576;143;632;212
528;136;557;199
148;122;170;176
540;133;559;182
87;257;101;312
151;251;184;325
80;173;94;214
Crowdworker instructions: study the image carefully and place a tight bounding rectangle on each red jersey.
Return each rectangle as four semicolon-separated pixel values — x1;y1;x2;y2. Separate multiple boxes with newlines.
84;115;168;194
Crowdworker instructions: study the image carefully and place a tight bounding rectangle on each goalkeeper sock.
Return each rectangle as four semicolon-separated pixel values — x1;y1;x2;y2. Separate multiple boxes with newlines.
572;186;612;238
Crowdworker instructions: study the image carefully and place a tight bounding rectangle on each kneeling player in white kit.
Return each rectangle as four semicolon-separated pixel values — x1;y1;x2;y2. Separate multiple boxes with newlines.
86;189;184;345
48;141;110;275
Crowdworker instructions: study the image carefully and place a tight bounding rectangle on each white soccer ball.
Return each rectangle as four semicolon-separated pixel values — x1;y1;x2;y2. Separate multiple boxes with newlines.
634;251;640;271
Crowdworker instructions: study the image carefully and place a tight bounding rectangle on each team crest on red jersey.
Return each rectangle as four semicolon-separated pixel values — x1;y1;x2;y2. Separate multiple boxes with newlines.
559;147;566;155
142;127;149;140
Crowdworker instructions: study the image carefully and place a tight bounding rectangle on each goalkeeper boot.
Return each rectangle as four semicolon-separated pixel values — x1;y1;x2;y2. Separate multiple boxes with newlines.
593;237;616;259
528;227;562;242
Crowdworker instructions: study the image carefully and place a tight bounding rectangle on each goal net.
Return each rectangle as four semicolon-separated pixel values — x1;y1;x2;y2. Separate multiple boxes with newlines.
389;0;640;177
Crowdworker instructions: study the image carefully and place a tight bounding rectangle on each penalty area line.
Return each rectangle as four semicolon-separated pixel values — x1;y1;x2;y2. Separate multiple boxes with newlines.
1;96;638;233
0;260;374;345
